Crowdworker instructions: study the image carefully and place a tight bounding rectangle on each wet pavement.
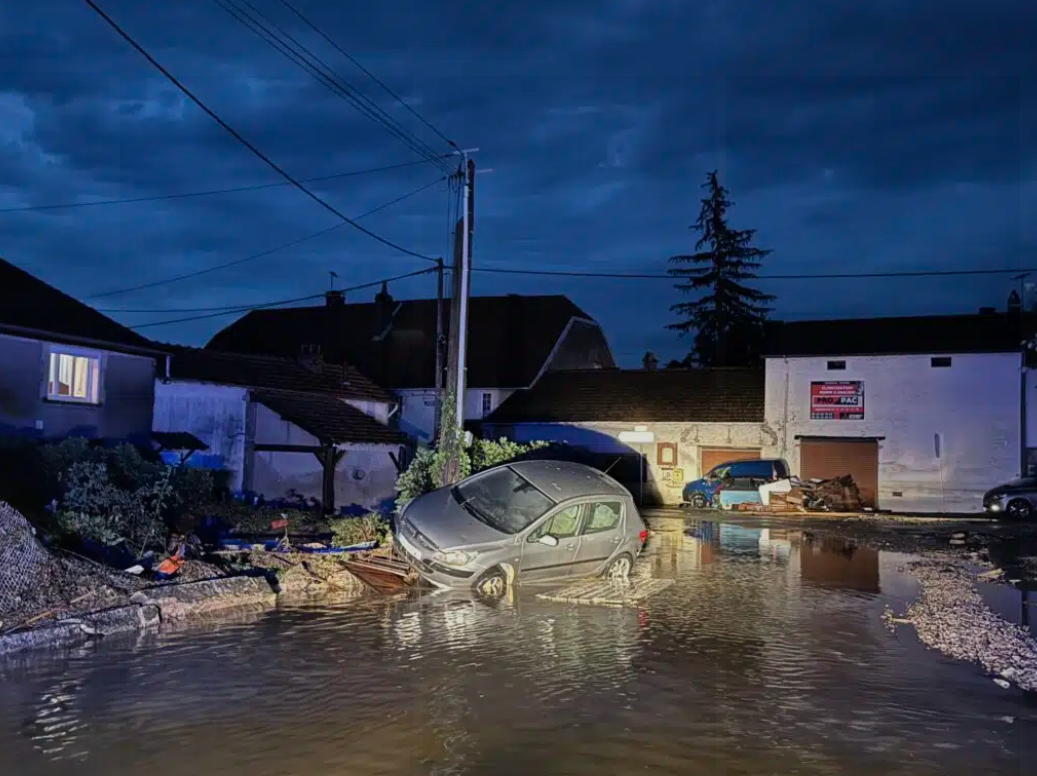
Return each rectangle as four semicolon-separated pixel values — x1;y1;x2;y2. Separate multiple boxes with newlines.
2;515;1036;776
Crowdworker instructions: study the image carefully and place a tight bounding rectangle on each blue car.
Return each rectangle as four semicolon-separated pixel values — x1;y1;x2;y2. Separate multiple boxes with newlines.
682;458;790;509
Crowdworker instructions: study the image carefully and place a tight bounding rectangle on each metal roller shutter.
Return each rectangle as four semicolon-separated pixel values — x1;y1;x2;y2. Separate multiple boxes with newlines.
799;438;880;508
699;448;762;476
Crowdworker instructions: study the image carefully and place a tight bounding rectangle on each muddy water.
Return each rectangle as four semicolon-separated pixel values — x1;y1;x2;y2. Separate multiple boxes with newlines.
1;517;1034;776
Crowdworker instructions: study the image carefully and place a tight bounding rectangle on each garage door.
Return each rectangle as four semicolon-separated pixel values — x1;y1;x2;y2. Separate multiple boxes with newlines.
799;438;879;508
700;448;762;476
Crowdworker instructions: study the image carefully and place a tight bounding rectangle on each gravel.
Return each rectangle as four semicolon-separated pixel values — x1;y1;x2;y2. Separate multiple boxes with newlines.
885;555;1037;692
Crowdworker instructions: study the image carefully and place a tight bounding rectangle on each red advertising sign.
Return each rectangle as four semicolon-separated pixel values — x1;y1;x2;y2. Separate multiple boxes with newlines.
810;381;864;420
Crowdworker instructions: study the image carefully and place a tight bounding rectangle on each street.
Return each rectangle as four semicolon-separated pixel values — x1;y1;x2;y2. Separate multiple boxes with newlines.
1;513;1034;776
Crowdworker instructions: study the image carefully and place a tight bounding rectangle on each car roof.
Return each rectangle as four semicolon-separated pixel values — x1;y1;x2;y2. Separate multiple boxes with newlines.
508;460;630;501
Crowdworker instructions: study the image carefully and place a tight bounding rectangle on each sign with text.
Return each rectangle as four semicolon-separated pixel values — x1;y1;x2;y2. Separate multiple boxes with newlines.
810;381;864;420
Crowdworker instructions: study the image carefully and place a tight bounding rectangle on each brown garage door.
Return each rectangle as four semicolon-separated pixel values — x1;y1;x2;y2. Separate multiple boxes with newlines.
700;448;762;476
799;438;879;508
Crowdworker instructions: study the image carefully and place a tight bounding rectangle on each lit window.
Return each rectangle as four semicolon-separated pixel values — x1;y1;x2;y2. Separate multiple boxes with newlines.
481;392;493;416
47;352;101;403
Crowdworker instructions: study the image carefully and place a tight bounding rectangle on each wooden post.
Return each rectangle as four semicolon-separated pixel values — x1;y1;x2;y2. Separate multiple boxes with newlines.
315;446;346;515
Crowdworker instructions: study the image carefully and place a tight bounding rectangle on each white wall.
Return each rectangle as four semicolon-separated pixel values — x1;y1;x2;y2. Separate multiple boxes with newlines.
251;401;399;510
764;354;1022;513
503;420;764;505
396;387;514;443
153;381;248;491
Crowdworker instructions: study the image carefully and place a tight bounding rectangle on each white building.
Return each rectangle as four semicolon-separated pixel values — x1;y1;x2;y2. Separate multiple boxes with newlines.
152;347;408;512
481;365;766;505
762;313;1027;513
207;287;616;444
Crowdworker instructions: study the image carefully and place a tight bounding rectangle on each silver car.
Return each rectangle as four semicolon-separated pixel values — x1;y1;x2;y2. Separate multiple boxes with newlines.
394;460;649;598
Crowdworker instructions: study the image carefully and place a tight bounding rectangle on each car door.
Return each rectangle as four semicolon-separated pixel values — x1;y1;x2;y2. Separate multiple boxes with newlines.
570;499;625;578
519;504;582;582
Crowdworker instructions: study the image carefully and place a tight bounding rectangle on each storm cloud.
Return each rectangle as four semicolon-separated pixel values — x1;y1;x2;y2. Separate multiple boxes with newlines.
1;0;1035;364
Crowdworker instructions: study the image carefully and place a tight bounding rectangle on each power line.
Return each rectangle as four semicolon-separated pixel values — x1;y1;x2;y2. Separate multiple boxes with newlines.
87;175;446;301
276;0;457;150
83;0;439;263
469;266;1037;281
0;157;449;213
213;0;454;175
128;267;437;330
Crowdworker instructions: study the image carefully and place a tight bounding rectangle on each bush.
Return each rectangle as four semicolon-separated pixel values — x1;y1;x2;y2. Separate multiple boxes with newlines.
328;514;390;547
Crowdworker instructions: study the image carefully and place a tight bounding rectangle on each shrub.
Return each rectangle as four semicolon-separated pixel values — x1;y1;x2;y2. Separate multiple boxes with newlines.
328;514;390;547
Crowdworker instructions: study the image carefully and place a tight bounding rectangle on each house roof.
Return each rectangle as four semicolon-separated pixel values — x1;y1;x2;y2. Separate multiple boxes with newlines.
252;389;407;446
483;367;765;424
161;345;392;403
206;293;605;389
764;313;1034;357
0;255;159;353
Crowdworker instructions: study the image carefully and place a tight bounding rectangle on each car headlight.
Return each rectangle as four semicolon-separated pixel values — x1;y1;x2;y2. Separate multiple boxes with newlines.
432;549;477;567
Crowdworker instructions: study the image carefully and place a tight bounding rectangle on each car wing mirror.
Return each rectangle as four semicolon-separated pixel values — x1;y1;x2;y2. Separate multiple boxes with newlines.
538;534;559;547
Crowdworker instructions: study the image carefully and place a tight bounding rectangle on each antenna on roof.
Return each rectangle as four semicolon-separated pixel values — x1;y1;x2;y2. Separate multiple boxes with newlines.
328;271;338;291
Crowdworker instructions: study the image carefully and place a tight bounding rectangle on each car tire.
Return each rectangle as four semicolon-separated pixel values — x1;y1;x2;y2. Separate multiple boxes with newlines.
473;568;508;599
1005;498;1033;521
603;553;634;581
689;492;708;509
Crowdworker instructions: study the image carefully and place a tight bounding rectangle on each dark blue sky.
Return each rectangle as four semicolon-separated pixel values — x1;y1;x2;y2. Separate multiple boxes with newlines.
1;0;1035;366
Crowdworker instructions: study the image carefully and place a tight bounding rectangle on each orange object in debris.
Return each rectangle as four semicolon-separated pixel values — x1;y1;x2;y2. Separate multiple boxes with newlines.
156;546;185;577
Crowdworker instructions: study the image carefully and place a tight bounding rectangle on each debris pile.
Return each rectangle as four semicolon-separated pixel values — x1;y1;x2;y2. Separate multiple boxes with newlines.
727;475;866;513
886;558;1037;692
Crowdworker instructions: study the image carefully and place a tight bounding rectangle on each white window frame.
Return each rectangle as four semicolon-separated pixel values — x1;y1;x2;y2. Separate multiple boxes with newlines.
481;391;493;416
46;346;103;404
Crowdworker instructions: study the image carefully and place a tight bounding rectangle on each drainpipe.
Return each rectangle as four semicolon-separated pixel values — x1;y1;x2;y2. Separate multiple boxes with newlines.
387;402;400;421
164;354;171;382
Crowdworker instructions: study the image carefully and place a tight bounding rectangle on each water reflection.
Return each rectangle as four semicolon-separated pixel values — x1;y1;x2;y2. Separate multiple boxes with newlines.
0;517;1033;775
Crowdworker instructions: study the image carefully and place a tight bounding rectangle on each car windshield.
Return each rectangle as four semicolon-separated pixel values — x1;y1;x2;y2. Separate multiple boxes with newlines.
708;465;730;482
453;466;556;535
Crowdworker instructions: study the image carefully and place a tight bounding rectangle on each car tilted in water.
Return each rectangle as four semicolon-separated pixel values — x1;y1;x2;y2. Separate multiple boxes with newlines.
394;460;649;598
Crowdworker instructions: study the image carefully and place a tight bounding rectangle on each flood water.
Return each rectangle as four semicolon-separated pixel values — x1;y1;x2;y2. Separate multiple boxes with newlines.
2;516;1034;776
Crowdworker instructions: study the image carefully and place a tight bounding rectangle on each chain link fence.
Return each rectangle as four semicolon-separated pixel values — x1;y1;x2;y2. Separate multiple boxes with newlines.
0;502;58;624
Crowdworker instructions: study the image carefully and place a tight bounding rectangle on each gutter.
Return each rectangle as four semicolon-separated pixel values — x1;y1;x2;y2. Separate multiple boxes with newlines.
0;322;168;358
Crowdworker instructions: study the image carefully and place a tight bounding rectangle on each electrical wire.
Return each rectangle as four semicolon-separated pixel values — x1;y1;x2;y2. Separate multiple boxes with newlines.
468;266;1037;281
213;0;454;175
0;157;450;213
276;0;457;150
82;0;439;262
127;267;438;330
88;175;447;301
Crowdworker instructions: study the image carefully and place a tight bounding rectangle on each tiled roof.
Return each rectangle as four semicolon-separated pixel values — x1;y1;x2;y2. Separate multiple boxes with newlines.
161;345;391;403
206;294;609;389
252;390;407;445
0;255;158;352
484;368;765;424
764;313;1034;357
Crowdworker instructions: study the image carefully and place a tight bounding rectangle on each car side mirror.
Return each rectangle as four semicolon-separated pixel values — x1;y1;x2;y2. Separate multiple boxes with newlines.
538;534;559;547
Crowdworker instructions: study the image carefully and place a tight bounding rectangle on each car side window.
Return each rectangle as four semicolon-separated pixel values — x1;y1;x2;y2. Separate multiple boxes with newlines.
582;501;622;535
529;505;581;541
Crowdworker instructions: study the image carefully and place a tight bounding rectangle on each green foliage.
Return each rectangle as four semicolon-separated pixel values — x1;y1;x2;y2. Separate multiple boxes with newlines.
56;460;172;550
328;514;390;547
668;170;774;367
209;505;331;535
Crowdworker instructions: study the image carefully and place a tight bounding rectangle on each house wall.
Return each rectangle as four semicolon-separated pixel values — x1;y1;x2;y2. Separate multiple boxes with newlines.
0;332;155;442
396;387;513;443
152;381;248;491
543;319;617;372
250;401;400;510
484;420;764;505
764;354;1022;513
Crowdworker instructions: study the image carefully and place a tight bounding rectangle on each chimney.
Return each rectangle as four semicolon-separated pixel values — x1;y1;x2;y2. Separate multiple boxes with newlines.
643;351;659;371
325;289;345;307
298;344;323;374
374;281;393;307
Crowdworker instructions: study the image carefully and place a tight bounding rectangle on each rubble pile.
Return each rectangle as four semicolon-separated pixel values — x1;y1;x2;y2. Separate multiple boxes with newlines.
889;558;1037;692
766;476;865;513
246;550;364;595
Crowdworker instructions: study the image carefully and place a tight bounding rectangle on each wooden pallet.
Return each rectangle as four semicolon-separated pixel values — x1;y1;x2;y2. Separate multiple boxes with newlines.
343;554;418;594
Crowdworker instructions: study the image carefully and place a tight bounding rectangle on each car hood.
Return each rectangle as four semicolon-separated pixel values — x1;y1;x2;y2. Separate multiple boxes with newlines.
399;487;510;550
986;479;1037;496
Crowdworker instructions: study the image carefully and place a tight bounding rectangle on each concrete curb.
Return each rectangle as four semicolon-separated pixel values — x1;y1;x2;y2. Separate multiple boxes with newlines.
129;577;277;621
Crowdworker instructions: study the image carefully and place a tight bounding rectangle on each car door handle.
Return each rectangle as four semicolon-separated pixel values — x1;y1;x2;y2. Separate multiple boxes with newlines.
564;543;577;551
611;537;621;544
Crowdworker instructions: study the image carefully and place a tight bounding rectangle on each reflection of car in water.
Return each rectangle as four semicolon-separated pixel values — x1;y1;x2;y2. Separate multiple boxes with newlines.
394;460;649;598
682;459;790;508
983;477;1037;520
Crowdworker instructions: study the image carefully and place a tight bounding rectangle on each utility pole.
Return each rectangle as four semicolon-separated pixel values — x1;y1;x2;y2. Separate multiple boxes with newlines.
433;257;445;441
441;150;478;485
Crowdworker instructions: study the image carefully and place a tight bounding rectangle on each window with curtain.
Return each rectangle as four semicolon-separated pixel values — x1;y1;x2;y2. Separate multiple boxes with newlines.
47;351;101;403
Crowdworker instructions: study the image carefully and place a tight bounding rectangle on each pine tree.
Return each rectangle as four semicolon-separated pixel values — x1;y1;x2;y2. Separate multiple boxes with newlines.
668;171;774;367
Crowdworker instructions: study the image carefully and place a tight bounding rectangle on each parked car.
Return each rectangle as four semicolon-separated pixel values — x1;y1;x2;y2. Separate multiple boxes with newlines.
394;460;649;598
983;478;1037;520
682;458;791;508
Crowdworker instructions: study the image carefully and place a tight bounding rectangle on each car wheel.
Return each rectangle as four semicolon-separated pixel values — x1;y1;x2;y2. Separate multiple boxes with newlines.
603;553;633;581
474;568;508;599
1005;498;1033;521
689;492;708;509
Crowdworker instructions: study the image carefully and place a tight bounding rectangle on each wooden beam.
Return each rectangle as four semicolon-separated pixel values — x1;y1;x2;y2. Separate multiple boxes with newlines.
388;449;402;473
